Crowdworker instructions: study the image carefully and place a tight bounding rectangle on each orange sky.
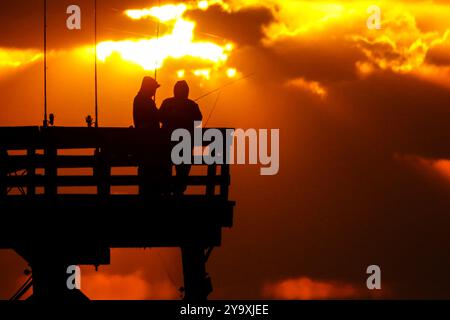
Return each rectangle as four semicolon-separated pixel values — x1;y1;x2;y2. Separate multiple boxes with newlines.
1;0;450;299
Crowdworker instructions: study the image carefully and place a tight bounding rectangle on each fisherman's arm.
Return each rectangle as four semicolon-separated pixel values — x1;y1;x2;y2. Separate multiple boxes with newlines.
158;99;169;127
194;102;203;121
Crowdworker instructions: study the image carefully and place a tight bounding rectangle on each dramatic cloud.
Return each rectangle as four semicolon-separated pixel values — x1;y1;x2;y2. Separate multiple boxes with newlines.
82;271;177;300
0;48;42;79
1;0;450;300
396;154;450;187
352;10;450;74
187;4;274;46
285;77;327;99
263;277;370;299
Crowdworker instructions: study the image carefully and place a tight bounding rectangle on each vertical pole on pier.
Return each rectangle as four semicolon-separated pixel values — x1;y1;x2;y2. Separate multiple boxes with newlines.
181;247;211;300
0;150;6;197
220;129;233;199
43;0;48;127
96;149;111;198
206;138;217;197
27;148;36;196
206;164;216;196
94;0;99;128
44;146;57;196
153;0;161;103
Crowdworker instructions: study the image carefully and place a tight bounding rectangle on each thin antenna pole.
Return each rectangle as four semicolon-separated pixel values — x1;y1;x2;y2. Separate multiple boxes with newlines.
94;0;99;127
43;0;48;127
153;0;160;102
154;18;159;80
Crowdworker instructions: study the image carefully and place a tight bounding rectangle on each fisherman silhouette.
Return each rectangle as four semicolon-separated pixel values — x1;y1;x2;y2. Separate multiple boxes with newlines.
133;76;162;196
133;76;160;129
159;80;203;195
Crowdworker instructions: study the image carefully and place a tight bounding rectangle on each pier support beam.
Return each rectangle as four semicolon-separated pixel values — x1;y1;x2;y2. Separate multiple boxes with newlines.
181;247;212;300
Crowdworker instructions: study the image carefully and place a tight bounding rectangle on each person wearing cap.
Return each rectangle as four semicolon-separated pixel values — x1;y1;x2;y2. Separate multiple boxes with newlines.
159;80;203;195
133;76;161;196
133;76;161;129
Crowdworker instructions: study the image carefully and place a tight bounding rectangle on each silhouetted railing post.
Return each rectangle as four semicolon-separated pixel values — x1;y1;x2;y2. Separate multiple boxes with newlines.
206;143;217;196
181;246;211;300
220;129;233;199
0;149;6;197
44;145;57;196
26;148;36;196
206;164;216;196
96;148;111;197
220;165;230;199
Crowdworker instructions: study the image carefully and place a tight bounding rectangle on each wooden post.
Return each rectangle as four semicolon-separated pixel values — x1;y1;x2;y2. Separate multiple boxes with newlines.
96;148;110;197
206;164;216;196
31;259;88;301
206;142;217;197
220;164;230;199
44;146;57;196
220;128;232;199
138;165;144;196
27;148;36;196
0;148;6;197
181;246;211;300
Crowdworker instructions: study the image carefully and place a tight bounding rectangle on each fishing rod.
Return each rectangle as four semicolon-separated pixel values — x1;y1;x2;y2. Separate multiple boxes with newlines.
43;0;48;127
197;72;255;126
204;91;221;126
153;0;161;103
194;72;254;102
10;275;32;301
94;0;99;127
94;0;98;128
103;25;229;41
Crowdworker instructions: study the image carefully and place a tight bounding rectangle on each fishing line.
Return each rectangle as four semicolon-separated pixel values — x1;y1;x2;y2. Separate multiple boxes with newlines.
194;72;254;102
204;91;221;126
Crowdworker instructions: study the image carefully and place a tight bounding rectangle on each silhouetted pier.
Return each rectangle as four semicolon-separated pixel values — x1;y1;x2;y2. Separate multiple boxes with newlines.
0;126;235;301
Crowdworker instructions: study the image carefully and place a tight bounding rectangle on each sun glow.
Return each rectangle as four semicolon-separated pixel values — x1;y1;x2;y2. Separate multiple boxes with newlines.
177;69;185;78
97;2;234;78
0;48;42;68
193;68;212;80
226;68;237;78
